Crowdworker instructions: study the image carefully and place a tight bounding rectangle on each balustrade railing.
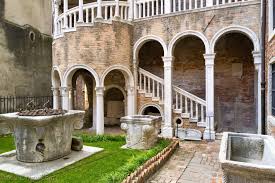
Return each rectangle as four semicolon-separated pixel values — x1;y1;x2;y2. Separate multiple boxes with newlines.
138;68;206;125
0;96;53;114
54;0;256;37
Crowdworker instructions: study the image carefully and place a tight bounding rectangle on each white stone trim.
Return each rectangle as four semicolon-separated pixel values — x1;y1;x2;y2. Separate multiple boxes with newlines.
168;30;210;56
210;25;260;53
133;35;168;61
63;64;100;87
268;0;275;41
138;103;164;119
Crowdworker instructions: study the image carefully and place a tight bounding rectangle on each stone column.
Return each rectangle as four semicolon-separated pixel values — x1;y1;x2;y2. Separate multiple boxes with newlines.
63;0;68;28
128;0;134;21
133;59;138;114
52;87;60;109
54;0;60;35
162;56;174;138
253;51;262;134
92;82;97;130
96;0;103;19
203;54;215;140
96;87;104;135
127;86;135;115
78;0;84;23
68;88;74;110
61;87;69;110
164;0;171;14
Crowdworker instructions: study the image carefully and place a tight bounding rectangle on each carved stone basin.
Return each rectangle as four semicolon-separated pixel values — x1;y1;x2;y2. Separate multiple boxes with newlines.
219;132;275;182
0;110;84;163
120;115;161;150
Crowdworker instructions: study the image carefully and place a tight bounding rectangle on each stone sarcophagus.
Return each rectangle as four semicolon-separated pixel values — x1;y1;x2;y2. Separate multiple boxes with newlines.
120;115;161;150
0;110;84;163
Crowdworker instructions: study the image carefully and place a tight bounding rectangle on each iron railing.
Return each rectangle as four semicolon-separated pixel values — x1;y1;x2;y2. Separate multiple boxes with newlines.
0;96;53;114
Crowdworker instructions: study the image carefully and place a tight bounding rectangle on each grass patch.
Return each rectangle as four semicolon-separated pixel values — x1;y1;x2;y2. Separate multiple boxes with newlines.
0;133;169;183
0;134;15;154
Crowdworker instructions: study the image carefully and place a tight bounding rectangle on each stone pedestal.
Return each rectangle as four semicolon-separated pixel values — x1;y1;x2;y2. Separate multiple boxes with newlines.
120;115;161;150
0;110;84;163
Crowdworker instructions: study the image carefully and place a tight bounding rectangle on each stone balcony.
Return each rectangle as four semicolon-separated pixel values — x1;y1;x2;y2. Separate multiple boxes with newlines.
52;0;259;39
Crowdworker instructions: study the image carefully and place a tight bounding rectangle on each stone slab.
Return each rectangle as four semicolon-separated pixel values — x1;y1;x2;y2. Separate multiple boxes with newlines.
176;128;202;141
0;145;103;180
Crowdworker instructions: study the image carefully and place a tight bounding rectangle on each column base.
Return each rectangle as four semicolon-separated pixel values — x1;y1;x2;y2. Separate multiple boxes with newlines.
203;129;215;140
94;17;104;22
161;126;174;138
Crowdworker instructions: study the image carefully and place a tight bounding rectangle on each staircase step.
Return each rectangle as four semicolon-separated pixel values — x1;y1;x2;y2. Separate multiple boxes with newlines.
197;122;206;127
173;109;182;114
181;113;190;119
138;89;145;94
145;93;153;97
152;97;160;101
190;118;199;123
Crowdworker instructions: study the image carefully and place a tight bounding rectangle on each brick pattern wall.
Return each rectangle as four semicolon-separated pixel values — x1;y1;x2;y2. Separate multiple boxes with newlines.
53;21;133;80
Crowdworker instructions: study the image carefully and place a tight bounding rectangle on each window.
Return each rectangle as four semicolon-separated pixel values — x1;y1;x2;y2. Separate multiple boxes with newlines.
272;64;275;115
269;0;275;40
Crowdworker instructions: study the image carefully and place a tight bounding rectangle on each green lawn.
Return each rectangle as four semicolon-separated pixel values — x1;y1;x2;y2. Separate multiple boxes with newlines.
0;134;169;183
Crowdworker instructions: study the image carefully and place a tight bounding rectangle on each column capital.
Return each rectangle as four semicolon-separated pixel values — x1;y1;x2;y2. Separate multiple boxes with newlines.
204;53;215;66
162;56;174;68
95;87;104;95
252;51;261;65
51;87;60;96
127;86;135;95
54;0;61;6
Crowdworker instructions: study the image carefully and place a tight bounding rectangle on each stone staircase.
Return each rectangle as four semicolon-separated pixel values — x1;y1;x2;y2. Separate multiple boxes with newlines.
138;68;206;128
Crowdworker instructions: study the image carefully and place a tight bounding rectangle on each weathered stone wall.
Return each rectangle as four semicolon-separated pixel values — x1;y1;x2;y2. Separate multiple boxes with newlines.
0;1;52;97
53;21;133;79
4;0;52;35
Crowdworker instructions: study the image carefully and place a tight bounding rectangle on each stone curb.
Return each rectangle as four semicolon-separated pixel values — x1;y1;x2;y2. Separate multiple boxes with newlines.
122;138;180;183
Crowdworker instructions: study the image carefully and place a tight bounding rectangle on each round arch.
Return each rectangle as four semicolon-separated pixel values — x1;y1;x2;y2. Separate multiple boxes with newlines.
100;65;134;87
168;30;210;56
210;25;260;53
63;64;100;87
133;35;168;61
139;103;163;119
52;66;62;87
105;84;127;100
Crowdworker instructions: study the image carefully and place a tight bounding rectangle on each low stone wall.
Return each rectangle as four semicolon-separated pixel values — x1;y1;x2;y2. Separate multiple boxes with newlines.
122;139;179;183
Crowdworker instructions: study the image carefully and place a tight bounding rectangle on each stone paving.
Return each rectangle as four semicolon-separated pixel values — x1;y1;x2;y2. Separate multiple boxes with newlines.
147;140;223;183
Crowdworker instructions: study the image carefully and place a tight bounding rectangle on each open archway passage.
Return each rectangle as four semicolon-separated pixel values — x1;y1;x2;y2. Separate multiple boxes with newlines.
104;88;125;126
214;33;255;133
173;36;206;99
53;70;62;109
104;70;126;127
139;41;164;78
72;69;95;128
142;106;161;116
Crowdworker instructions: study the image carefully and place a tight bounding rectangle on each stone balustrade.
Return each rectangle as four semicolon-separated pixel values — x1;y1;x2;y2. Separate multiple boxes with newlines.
53;0;256;38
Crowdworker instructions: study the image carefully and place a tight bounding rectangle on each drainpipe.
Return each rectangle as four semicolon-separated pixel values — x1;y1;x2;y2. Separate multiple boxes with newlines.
260;0;266;134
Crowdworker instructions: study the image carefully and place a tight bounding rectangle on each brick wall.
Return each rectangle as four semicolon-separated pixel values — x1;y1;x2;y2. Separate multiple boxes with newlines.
53;21;133;79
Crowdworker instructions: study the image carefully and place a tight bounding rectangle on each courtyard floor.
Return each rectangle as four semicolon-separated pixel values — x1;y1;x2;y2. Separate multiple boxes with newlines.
147;140;222;183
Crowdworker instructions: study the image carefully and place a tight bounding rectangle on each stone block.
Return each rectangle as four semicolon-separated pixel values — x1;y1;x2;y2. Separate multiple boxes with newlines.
71;136;83;151
175;128;202;141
